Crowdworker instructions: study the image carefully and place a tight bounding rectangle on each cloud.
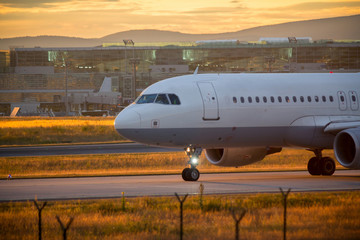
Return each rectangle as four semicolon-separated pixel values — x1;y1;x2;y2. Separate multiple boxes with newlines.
0;0;139;15
0;0;124;9
247;1;360;25
0;0;69;8
183;7;246;14
279;1;360;11
0;0;359;38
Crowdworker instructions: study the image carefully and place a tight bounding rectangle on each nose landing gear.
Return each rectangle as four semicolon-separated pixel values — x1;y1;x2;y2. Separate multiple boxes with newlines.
182;146;202;181
307;149;336;176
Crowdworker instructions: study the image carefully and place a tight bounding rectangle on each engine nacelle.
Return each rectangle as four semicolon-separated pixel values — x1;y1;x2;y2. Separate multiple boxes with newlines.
205;147;282;167
334;128;360;169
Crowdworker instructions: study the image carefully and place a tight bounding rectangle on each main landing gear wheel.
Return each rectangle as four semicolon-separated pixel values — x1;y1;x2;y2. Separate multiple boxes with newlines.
321;157;336;176
182;146;202;181
307;157;322;175
307;150;336;176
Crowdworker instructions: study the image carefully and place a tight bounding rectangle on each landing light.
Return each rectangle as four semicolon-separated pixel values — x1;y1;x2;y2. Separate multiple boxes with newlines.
190;157;199;165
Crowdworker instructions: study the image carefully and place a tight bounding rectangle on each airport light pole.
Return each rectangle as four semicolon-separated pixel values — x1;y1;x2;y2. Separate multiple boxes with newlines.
288;37;297;72
129;58;139;101
59;51;70;116
123;39;134;74
64;61;69;116
59;50;70;116
123;39;137;100
123;39;138;100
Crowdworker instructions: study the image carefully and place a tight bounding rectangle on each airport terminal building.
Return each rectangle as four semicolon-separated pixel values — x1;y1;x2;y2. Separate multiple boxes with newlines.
0;37;359;115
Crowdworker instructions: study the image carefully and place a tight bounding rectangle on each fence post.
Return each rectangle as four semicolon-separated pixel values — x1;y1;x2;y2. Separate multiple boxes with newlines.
230;207;246;240
280;188;291;240
33;200;47;240
175;193;188;240
56;216;74;240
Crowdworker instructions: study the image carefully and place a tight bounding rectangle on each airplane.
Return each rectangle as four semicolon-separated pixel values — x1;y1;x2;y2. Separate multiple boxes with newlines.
114;71;360;181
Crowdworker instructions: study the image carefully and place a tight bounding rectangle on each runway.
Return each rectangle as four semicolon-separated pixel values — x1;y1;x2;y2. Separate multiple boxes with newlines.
0;143;180;157
1;170;359;202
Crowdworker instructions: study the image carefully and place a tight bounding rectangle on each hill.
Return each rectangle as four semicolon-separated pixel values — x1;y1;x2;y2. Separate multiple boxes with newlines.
0;14;359;50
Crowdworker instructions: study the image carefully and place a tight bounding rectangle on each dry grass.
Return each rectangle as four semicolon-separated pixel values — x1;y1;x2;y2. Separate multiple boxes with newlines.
0;149;342;179
0;191;359;239
0;116;123;145
0;117;115;128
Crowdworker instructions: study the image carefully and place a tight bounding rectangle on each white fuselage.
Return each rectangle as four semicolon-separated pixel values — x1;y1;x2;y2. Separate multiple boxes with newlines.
115;73;360;150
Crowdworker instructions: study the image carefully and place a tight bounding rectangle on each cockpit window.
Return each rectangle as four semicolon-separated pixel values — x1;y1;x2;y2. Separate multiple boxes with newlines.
136;93;181;105
155;94;170;104
168;94;181;105
136;94;157;104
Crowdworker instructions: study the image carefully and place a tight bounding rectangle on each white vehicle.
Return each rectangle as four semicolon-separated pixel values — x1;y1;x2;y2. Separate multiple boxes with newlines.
115;71;360;181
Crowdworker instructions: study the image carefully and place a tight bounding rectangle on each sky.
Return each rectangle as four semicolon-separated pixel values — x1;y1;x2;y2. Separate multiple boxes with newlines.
0;0;360;38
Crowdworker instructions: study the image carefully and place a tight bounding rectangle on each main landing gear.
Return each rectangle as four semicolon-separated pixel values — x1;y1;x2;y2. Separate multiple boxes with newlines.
182;146;202;181
307;149;336;176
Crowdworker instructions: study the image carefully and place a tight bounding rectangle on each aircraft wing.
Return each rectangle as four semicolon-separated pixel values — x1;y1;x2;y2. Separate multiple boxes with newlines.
324;121;360;134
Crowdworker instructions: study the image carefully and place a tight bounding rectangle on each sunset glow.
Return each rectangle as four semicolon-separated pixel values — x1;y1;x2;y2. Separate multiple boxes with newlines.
0;0;359;38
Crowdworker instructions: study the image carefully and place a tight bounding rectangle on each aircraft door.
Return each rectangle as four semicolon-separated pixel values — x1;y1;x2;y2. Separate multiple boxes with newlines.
197;82;220;120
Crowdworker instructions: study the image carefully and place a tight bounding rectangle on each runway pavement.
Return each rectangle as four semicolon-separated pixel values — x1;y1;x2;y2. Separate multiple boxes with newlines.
1;170;359;202
0;143;181;157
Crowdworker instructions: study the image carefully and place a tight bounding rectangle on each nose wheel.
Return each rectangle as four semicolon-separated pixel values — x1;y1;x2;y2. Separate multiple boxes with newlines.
182;168;200;181
182;146;202;181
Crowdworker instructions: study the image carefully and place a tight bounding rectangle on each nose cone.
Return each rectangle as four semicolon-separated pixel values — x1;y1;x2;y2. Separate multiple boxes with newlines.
114;108;141;140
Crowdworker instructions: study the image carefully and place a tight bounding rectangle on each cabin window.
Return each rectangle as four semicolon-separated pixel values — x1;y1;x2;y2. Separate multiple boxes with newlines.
168;94;181;105
352;95;357;102
230;94;338;106
155;94;170;104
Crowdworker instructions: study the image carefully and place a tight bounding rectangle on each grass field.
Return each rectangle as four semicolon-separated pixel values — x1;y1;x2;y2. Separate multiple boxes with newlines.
0;149;341;179
1;191;359;239
0;117;123;145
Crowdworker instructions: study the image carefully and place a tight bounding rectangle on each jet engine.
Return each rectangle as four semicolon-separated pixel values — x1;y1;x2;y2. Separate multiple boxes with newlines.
205;147;282;167
334;128;360;169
